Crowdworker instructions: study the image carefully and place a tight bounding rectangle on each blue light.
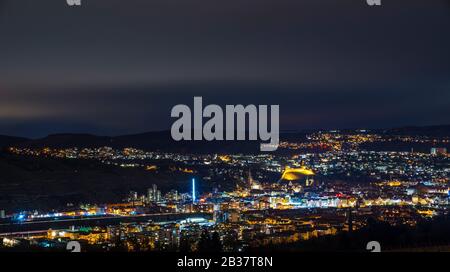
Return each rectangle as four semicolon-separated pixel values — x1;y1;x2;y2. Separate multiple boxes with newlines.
41;242;51;248
192;178;196;203
14;213;26;222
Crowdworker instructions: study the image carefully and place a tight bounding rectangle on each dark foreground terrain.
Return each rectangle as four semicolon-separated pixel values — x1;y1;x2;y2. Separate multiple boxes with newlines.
0;152;192;212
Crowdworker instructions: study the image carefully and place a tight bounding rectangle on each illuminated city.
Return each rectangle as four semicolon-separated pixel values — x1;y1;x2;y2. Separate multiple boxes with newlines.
1;0;450;258
1;129;449;252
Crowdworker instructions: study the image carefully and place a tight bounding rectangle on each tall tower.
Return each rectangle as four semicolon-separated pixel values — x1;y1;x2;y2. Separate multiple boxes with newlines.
347;208;353;233
192;178;196;203
248;169;254;188
147;188;153;203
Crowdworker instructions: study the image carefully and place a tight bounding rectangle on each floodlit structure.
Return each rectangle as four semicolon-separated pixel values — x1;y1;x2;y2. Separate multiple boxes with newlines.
279;166;315;186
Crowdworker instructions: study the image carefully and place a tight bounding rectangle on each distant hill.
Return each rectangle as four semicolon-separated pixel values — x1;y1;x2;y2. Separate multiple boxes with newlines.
382;125;450;137
14;131;264;154
3;124;450;153
0;135;29;149
19;133;113;149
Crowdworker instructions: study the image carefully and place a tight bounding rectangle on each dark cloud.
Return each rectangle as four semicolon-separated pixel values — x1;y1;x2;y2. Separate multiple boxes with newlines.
0;0;449;137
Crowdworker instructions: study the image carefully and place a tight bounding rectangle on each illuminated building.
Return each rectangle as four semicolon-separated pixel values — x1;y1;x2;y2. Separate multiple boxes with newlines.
2;237;21;247
431;147;447;156
247;169;262;190
279;165;315;186
147;184;161;203
227;210;240;223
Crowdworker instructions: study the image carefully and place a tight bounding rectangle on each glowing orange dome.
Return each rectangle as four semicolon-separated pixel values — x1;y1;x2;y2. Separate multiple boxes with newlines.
280;166;315;181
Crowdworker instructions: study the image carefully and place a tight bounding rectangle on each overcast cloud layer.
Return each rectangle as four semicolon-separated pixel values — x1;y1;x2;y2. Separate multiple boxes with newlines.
0;0;449;137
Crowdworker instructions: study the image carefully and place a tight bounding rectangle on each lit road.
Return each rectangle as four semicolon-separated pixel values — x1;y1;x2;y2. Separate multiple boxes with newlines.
0;212;212;235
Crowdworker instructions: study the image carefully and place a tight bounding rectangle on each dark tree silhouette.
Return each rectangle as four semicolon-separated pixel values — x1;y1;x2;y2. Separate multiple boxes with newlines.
197;229;223;252
210;232;223;252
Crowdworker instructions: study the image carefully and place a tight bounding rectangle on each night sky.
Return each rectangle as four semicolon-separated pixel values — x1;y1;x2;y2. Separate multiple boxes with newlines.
1;0;449;137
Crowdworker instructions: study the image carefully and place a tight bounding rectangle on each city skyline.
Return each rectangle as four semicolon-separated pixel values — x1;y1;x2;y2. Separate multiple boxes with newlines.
1;129;449;252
